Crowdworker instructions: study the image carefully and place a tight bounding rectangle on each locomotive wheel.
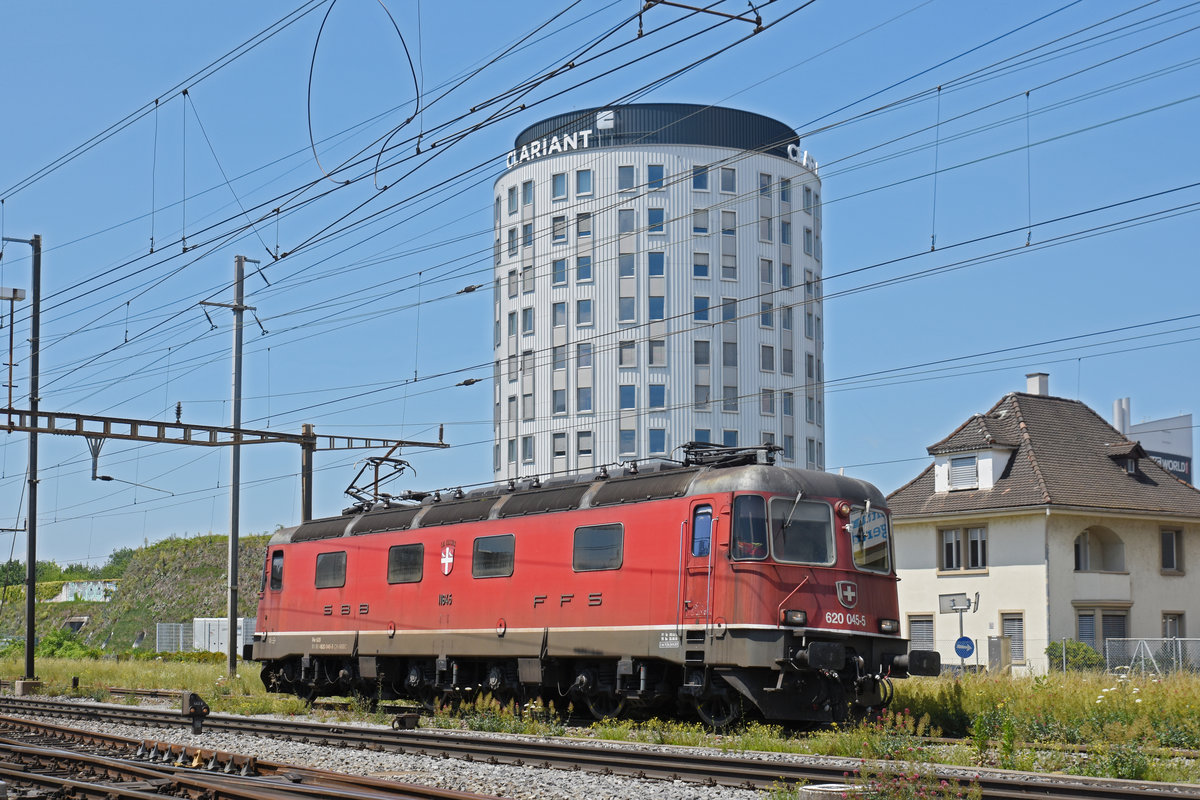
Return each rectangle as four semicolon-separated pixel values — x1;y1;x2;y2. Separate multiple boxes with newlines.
692;688;742;730
583;692;625;720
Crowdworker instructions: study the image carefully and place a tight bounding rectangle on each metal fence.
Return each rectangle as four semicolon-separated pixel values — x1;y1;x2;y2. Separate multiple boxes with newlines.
1105;638;1200;674
154;622;194;653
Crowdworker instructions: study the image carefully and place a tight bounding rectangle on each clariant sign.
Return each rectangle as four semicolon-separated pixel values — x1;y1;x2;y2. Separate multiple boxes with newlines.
507;129;593;168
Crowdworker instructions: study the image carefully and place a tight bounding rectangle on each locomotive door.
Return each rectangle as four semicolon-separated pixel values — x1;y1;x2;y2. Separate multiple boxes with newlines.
681;503;715;628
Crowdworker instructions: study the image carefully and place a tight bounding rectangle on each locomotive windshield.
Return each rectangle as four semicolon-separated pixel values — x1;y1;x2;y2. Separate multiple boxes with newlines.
849;505;891;573
731;495;769;559
770;498;834;565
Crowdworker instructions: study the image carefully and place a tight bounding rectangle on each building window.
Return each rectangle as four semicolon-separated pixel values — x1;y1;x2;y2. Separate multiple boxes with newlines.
1163;612;1185;638
759;216;772;242
552;172;567;200
720;167;735;193
552;432;567;457
552;216;566;243
783;434;794;460
760;259;773;285
1074;528;1125;572
577;386;592;413
807;437;816;467
1000;613;1025;663
722;385;738;412
782;392;794;417
507;228;517;256
782;348;794;375
552;301;566;327
693;252;709;278
576;299;593;327
781;220;792;246
949;455;978;489
721;298;736;322
576;255;592;282
577;430;593;456
692;165;709;190
723;429;738;447
577;212;592;238
782;262;793;287
507;185;517;215
522;222;533;248
908;615;934;652
618;253;636;278
941;527;986;570
618;165;635;191
619;429;636;455
506;311;516;337
693;209;709;234
760;301;774;328
804;227;814;255
648;164;664;190
649;384;666;409
552;388;566;415
648;251;665;277
648;339;666;366
760;345;775;372
576;341;592;367
759;172;771;196
552;345;566;371
522;180;533;205
1077;609;1129;652
576;169;593;196
521;264;534;293
618;209;636;235
722;341;738;367
648;208;665;233
648;295;665;320
780;178;791;203
552;258;567;285
803;185;813;213
694;384;710;410
1162;529;1182;572
619;385;636;409
618;340;636;367
694;340;710;366
618;296;636;322
521;435;534;462
693;296;710;322
761;389;775;415
721;210;736;238
694;428;711;443
649;428;666;454
507;438;516;463
521;307;534;335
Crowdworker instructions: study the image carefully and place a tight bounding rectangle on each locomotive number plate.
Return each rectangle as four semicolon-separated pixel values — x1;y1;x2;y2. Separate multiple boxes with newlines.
659;632;680;649
825;611;868;627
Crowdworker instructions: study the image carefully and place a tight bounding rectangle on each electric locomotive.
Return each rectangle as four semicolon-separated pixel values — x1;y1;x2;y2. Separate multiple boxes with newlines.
251;444;939;725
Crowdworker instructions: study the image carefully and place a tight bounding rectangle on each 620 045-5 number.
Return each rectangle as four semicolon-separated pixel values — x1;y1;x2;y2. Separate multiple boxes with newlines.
825;611;867;627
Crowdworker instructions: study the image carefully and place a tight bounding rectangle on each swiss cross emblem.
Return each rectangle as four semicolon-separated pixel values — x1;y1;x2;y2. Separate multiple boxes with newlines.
836;581;858;609
440;541;455;576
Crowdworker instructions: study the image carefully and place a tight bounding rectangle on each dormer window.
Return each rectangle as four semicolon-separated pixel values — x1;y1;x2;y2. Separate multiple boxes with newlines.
949;455;978;490
1123;457;1137;475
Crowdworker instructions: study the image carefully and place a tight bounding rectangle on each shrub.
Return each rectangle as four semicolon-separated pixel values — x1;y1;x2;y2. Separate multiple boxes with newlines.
35;628;101;659
1046;639;1105;671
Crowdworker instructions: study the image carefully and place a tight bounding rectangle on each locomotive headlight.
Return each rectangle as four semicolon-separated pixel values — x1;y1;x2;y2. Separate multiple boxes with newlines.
879;618;900;633
780;609;807;626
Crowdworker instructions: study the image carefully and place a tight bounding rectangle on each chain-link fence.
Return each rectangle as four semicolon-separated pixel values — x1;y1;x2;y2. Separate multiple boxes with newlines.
1104;638;1200;674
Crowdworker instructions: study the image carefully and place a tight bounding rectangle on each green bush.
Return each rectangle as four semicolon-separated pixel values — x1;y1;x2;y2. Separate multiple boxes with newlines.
1046;639;1105;671
35;628;101;659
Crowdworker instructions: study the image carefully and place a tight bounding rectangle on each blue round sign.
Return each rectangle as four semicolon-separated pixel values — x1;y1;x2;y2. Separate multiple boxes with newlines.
954;636;975;658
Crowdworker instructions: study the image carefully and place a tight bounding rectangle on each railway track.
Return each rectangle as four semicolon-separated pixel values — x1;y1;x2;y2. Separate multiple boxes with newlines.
0;718;500;800
0;695;1194;799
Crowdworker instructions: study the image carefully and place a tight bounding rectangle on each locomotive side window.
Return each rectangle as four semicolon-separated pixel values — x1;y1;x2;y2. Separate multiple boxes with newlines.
691;507;712;557
473;534;515;578
269;551;284;591
770;499;834;565
314;551;347;588
850;506;892;573
731;495;769;560
387;543;424;584
573;523;623;571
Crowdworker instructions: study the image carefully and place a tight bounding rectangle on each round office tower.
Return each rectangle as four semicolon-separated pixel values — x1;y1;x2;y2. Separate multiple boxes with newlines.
491;103;824;481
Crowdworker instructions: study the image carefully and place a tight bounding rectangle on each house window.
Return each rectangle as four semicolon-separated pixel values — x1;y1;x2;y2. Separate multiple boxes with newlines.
576;169;592;196
1074;528;1125;572
1078;609;1129;652
692;165;709;190
694;384;710;410
722;385;738;412
648;164;664;190
1001;612;1025;663
1162;529;1182;572
552;172;567;200
949;455;978;489
1163;613;1185;638
618;165;635;191
940;527;987;570
783;435;794;460
908;615;934;652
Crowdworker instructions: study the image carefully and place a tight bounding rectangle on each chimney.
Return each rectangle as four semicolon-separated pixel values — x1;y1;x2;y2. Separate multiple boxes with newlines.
1113;397;1131;434
1025;372;1049;396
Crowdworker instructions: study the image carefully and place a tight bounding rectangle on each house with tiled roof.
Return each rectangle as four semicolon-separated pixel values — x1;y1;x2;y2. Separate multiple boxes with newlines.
889;373;1200;673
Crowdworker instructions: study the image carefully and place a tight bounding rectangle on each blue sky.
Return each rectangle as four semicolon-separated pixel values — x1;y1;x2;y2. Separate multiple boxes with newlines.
0;1;1196;565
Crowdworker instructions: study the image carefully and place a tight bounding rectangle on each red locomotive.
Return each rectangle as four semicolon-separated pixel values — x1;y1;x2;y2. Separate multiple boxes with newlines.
251;445;939;726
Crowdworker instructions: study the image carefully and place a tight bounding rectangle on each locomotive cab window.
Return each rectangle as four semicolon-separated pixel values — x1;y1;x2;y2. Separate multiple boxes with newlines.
849;506;892;573
573;523;623;571
732;495;768;560
473;534;515;578
314;551;347;588
770;498;834;565
269;551;284;591
692;506;712;557
387;543;424;584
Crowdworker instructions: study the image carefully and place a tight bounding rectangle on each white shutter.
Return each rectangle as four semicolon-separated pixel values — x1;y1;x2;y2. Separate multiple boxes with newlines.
909;615;934;652
949;456;978;489
1001;613;1025;662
